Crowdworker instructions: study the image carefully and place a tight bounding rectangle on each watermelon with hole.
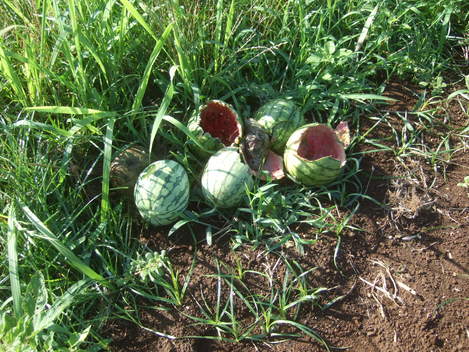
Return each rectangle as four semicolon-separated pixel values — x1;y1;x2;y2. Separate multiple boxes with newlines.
134;160;190;226
284;123;346;186
188;100;242;157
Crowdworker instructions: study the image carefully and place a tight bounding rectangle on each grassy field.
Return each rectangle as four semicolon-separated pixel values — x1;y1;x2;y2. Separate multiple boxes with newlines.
1;0;468;350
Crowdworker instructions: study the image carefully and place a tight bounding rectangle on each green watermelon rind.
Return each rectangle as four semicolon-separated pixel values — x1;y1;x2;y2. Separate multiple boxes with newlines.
134;160;190;226
254;98;304;154
284;124;346;187
201;147;254;208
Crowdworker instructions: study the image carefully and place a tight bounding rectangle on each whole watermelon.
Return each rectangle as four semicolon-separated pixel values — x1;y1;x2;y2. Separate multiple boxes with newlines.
284;123;346;186
188;100;243;157
201;147;253;208
134;160;190;226
254;98;304;154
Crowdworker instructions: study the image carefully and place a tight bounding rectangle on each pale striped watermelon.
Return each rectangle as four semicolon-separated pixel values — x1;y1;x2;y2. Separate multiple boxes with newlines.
201;147;253;208
254;98;304;154
188;100;242;157
284;124;346;186
134;160;190;226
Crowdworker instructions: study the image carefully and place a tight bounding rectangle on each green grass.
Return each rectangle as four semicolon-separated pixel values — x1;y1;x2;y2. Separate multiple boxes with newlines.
1;0;468;350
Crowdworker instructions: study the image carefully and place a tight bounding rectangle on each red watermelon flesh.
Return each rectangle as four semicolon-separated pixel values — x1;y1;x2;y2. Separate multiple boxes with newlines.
199;101;240;146
249;150;285;180
262;150;285;180
297;125;346;165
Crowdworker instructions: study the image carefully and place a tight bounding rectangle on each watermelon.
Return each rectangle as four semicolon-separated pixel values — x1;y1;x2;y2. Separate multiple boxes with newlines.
188;100;242;157
259;151;285;180
254;98;304;154
241;119;270;171
201;147;254;208
134;160;190;226
334;121;351;147
241;119;285;181
110;145;150;196
284;123;346;186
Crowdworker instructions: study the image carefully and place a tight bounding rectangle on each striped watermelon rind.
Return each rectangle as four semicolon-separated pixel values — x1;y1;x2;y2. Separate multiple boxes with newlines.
134;160;190;226
284;124;346;186
188;100;242;158
201;147;254;208
254;98;304;154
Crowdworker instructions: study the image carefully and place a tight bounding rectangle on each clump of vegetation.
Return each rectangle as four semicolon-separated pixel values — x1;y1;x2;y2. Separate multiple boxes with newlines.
0;0;467;350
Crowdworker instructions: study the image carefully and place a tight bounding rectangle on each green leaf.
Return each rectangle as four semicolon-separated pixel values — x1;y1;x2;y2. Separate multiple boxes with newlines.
271;320;329;350
21;205;108;286
162;115;212;153
447;89;469;100
325;40;336;55
132;23;174;112
24;106;116;116
22;273;47;318
12;120;72;137
119;0;158;41
149;66;177;156
33;279;89;333
0;41;28;104
7;206;22;317
340;93;397;102
101;118;115;223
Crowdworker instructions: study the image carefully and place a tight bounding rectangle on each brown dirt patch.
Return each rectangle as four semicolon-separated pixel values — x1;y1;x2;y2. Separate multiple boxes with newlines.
102;81;469;351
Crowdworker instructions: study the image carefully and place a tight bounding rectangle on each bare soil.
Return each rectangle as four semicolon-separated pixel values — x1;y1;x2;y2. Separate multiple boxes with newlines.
103;81;468;352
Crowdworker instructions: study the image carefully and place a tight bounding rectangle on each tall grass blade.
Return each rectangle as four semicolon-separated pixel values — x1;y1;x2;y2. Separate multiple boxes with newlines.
101;117;115;223
170;0;193;94
77;32;108;79
7;206;22;317
340;93;396;102
2;0;32;26
12;120;72;137
214;0;224;72
67;0;87;96
119;0;157;40
0;41;28;105
132;23;173;113
224;0;236;47
25;106;116;116
271;320;329;350
21;205;108;286
162;115;211;153
149;66;177;155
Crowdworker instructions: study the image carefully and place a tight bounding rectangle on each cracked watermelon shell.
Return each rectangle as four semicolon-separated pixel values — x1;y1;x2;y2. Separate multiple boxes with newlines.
134;160;190;226
254;98;304;154
201;147;254;208
188;100;242;157
284;123;346;186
